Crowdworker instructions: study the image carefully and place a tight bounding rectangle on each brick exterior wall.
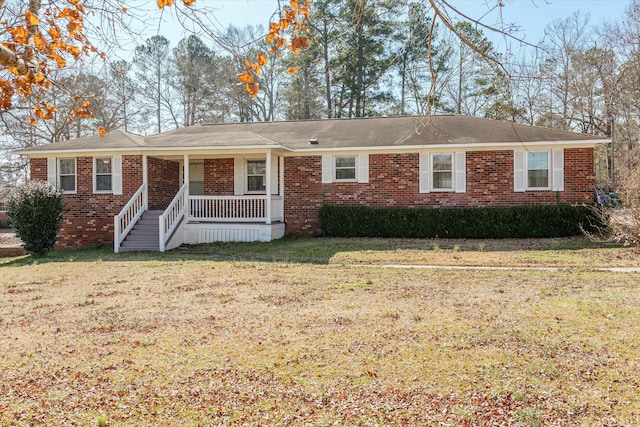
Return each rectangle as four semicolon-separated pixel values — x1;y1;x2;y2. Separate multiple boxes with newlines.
204;158;234;195
284;148;596;235
30;155;144;249
27;147;596;247
147;157;180;210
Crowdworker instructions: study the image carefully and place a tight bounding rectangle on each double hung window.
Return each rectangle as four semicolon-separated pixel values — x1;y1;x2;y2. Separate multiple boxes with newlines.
94;157;113;192
247;160;266;193
58;158;76;193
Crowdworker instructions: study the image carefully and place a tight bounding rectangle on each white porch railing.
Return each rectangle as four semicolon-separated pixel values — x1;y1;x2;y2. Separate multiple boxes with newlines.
160;183;187;252
114;183;147;253
189;195;284;223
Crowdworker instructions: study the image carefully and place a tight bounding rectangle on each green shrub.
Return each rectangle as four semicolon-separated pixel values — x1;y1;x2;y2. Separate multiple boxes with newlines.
319;203;600;239
7;180;65;256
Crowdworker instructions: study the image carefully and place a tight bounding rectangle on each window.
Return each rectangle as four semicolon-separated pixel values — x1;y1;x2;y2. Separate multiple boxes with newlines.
419;152;466;193
246;160;266;193
58;158;76;193
189;162;204;196
514;149;563;192
527;151;549;188
94;157;113;192
432;154;453;190
335;156;356;181
321;154;368;184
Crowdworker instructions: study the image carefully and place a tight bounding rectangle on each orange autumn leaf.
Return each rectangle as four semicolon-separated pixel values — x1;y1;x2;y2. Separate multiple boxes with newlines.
182;0;197;5
13;26;29;44
67;22;82;34
257;53;268;67
48;26;61;40
33;105;44;119
237;71;253;84
98;127;106;137
33;33;47;50
286;67;298;75
245;82;259;97
289;36;310;52
25;11;39;26
157;0;174;7
54;55;66;68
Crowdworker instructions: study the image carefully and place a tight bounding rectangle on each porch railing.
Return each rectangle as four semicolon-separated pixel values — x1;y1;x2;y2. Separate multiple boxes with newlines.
160;183;187;252
189;195;283;223
114;183;146;253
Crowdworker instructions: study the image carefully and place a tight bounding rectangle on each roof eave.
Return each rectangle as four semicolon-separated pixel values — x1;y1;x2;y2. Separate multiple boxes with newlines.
15;138;607;157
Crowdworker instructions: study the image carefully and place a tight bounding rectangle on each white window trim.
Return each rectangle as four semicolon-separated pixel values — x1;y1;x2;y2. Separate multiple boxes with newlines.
526;150;551;190
514;149;564;192
333;155;357;182
419;151;466;194
93;157;113;194
245;158;267;194
92;156;123;195
57;158;77;194
431;153;454;192
321;154;369;183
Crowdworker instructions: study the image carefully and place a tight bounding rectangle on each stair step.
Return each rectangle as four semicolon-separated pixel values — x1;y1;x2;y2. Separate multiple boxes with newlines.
118;209;167;252
120;247;160;252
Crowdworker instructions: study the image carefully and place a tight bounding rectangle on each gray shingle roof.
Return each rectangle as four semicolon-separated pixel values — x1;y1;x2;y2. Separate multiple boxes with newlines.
16;115;607;155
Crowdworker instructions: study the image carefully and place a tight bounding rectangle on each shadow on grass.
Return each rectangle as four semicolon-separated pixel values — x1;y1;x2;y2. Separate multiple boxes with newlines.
0;235;622;267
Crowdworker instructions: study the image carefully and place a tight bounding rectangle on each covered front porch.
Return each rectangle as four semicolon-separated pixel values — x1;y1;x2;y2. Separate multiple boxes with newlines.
114;151;286;252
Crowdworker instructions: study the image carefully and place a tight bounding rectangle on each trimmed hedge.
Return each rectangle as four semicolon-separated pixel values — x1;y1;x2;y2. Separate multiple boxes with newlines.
319;203;599;239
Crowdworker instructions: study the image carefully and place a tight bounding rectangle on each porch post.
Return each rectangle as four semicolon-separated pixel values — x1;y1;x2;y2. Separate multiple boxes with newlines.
142;154;148;209
265;151;272;225
279;155;284;197
184;154;190;222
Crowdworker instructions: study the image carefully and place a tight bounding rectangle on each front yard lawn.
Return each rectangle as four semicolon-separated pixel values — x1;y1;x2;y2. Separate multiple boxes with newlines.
1;237;639;426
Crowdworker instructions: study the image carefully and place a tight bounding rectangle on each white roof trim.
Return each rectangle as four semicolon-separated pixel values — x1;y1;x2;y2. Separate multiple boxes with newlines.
18;139;607;157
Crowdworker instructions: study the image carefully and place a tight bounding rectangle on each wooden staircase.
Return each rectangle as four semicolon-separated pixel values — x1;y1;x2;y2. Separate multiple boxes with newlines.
119;210;162;252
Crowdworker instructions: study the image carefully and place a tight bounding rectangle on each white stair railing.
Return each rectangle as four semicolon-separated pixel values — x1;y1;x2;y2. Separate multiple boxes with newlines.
159;183;187;252
114;183;147;253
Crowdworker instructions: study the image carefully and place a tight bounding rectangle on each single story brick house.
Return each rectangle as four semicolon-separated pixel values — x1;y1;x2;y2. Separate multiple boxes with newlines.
17;115;607;252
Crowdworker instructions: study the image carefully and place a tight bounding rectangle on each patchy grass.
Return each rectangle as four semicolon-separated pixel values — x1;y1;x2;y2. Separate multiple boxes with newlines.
179;236;637;268
1;239;639;426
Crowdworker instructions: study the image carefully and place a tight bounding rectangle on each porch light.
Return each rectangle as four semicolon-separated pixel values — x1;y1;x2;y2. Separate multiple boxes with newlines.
101;158;111;164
